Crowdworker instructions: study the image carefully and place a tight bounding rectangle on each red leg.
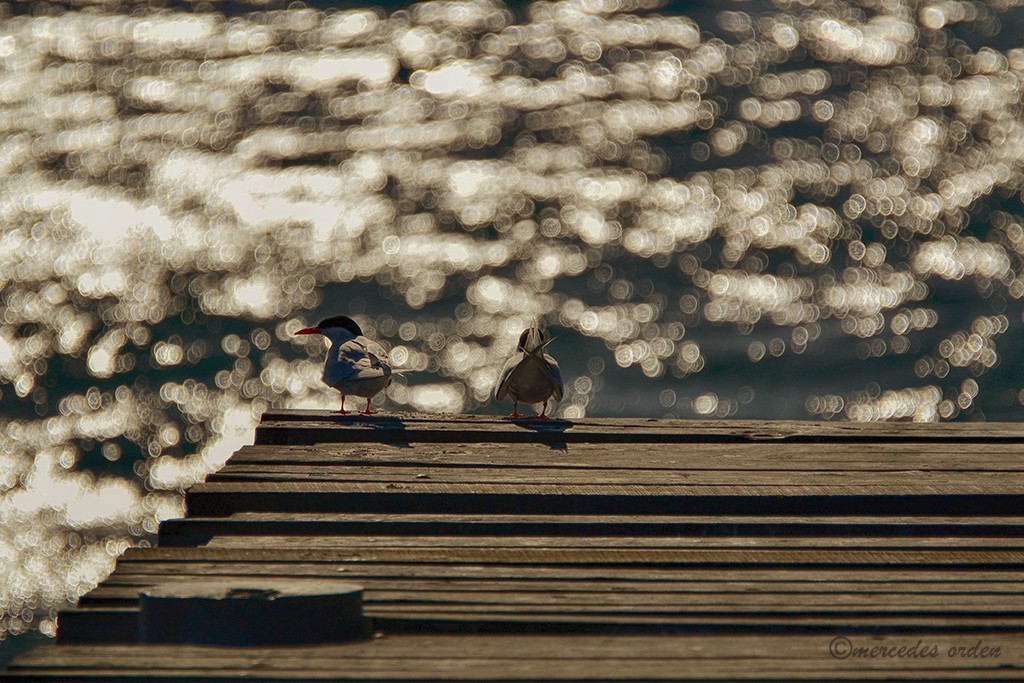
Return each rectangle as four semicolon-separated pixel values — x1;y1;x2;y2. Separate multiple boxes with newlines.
336;393;349;414
361;398;378;415
532;400;550;419
509;400;525;419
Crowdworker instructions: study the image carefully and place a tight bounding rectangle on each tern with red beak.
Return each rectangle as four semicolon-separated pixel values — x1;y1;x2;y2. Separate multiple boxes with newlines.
295;315;393;414
495;327;563;418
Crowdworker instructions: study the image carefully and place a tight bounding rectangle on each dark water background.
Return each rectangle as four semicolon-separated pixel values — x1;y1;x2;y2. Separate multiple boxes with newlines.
3;0;1024;651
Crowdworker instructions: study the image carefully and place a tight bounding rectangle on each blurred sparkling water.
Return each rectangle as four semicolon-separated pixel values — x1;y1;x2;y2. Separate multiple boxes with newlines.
3;0;1024;644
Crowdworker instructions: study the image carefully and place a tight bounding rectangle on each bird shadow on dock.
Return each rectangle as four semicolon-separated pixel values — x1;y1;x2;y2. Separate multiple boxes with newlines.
508;417;574;451
323;413;414;447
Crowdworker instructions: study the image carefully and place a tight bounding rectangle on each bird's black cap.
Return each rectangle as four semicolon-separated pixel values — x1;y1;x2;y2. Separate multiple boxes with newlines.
317;315;362;337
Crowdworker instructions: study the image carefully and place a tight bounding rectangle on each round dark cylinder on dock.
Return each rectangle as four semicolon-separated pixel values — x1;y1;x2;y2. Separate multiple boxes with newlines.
139;579;366;645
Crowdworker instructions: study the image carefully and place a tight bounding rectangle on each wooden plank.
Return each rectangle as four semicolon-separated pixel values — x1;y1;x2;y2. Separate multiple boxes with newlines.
362;591;1024;610
106;560;1024;583
81;579;1024;603
254;411;1024;445
192;534;1024;550
109;558;1024;578
7;667;1022;681
366;612;1024;631
157;513;1024;547
206;465;1024;487
13;631;1024;660
121;546;1024;566
160;512;1024;529
75;585;1024;610
187;481;1024;495
185;481;1024;516
226;442;1024;471
164;512;1024;524
8;662;1024;681
70;563;1024;617
57;600;1024;633
9;633;1024;681
91;573;1024;593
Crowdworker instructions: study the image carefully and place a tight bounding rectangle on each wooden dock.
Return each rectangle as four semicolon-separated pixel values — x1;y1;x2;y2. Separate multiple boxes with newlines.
6;411;1024;680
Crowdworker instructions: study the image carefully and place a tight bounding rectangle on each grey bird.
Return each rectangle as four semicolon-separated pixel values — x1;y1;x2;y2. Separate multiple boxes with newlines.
495;327;563;418
295;315;393;414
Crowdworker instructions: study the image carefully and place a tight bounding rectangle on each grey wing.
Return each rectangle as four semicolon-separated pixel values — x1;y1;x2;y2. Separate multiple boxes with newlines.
495;353;524;400
362;338;392;371
325;339;390;386
544;353;564;401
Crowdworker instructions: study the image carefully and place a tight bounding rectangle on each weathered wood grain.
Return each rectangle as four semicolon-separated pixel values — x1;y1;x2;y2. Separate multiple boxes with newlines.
8;633;1024;681
156;512;1024;547
122;546;1024;565
106;559;1024;583
76;584;1024;610
57;599;1024;635
207;465;1024;486
254;411;1024;445
225;442;1024;470
82;578;1024;602
13;631;1024;660
190;534;1024;549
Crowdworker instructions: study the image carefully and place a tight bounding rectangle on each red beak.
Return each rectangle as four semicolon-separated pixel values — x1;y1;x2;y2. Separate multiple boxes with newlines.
295;327;321;336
